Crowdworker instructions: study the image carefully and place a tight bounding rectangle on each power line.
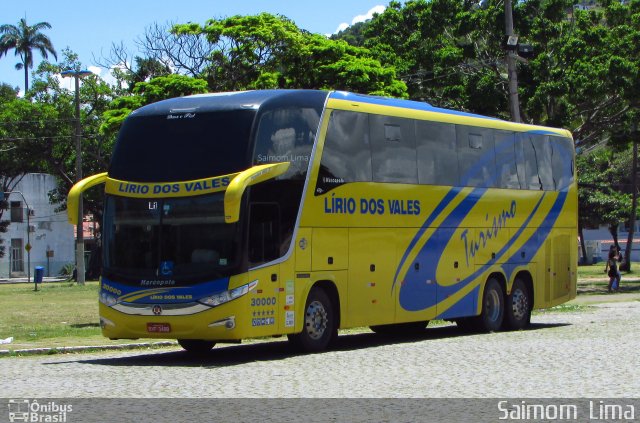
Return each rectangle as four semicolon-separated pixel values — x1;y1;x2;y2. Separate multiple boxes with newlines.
0;134;99;143
0;118;78;125
0;135;75;142
400;58;504;83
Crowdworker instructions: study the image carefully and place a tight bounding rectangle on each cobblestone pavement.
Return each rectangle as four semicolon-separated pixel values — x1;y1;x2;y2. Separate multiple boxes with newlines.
1;301;638;398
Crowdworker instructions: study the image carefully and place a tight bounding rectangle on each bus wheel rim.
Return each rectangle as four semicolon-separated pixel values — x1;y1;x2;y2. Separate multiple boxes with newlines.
511;288;527;321
486;289;501;323
305;300;328;340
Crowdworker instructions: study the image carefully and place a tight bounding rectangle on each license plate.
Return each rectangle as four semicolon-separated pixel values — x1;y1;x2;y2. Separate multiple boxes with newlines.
147;323;171;333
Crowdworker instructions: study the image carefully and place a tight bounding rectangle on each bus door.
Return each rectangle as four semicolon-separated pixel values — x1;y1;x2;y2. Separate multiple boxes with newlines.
395;228;440;323
348;228;397;327
247;202;285;333
547;230;573;301
437;227;476;319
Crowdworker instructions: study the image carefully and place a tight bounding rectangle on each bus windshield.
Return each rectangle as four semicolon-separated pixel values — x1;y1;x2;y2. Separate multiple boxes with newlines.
103;193;240;284
108;109;256;183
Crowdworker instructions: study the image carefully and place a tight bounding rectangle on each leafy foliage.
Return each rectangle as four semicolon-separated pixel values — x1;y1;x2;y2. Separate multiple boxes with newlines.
0;18;57;91
577;148;632;229
170;13;407;97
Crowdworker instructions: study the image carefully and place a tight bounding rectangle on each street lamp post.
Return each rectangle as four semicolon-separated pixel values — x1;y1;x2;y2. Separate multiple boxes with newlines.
61;69;92;285
1;191;33;290
504;0;522;123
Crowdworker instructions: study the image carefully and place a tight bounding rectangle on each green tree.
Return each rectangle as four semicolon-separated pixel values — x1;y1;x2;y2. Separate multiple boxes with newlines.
577;148;632;261
361;0;508;114
0;18;57;91
100;74;208;137
330;21;368;47
0;50;120;233
171;13;407;96
278;33;407;97
0;91;62;257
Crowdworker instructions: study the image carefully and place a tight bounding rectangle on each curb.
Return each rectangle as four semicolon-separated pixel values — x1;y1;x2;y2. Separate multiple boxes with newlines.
0;341;178;356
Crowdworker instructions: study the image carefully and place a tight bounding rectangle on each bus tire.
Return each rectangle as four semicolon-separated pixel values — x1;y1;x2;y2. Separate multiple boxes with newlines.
503;278;531;330
370;321;429;335
178;339;216;354
288;287;337;352
474;277;504;332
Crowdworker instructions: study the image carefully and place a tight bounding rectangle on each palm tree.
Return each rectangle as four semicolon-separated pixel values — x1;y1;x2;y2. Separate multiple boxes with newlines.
0;18;57;92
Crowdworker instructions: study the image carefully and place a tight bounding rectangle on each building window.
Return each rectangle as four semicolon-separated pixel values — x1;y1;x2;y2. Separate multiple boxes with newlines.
10;201;23;223
10;238;24;273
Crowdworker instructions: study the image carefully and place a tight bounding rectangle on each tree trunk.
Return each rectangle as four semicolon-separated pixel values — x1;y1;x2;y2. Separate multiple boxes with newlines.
578;223;589;264
621;138;637;271
608;223;620;252
24;65;29;92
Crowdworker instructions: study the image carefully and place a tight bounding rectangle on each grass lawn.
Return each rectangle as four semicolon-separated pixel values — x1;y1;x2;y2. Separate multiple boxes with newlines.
0;281;168;351
577;260;640;279
577;261;640;295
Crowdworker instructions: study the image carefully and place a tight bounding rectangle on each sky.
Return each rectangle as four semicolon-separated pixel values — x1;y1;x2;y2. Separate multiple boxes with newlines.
1;0;389;94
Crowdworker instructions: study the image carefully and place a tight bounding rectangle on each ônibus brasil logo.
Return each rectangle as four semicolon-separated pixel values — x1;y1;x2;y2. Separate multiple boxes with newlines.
7;399;72;422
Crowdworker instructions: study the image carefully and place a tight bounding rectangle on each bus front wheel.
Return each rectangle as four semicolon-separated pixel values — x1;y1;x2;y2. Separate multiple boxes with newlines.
178;339;216;354
288;287;337;352
503;278;531;330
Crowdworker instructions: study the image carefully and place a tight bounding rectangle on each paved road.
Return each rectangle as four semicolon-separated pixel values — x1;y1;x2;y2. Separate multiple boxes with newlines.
1;301;638;398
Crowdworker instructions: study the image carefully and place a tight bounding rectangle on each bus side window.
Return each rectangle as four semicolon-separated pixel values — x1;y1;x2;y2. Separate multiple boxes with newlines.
456;125;497;188
533;135;554;190
551;136;575;191
416;121;458;186
514;134;526;189
495;130;520;189
316;110;372;194
369;115;418;184
248;203;281;265
521;133;542;190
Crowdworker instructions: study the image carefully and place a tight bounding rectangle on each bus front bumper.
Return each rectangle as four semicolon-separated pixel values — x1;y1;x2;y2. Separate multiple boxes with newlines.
99;302;248;341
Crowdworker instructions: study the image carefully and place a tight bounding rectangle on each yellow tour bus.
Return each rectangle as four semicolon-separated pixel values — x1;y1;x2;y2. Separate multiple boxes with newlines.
68;90;577;353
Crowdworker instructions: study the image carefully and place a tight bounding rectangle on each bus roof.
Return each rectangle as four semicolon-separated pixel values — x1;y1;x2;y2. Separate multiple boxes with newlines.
328;91;494;120
130;90;329;116
128;89;570;138
327;91;571;137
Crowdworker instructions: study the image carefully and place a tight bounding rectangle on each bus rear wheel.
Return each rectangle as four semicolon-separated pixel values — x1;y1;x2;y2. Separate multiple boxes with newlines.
474;277;504;332
370;321;429;335
288;287;337;352
178;339;216;354
503;278;531;330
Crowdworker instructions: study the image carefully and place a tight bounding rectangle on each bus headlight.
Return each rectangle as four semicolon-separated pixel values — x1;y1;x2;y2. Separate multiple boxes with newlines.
100;292;118;307
199;280;258;307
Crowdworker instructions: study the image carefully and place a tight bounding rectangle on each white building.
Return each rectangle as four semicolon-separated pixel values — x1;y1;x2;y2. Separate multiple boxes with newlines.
581;221;640;264
0;173;75;278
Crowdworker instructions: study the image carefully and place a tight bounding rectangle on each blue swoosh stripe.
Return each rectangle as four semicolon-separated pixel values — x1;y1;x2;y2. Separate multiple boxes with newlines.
398;190;568;312
392;186;462;291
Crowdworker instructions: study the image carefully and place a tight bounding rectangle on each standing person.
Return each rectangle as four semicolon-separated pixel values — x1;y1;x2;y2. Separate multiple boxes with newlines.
604;250;619;292
609;245;622;291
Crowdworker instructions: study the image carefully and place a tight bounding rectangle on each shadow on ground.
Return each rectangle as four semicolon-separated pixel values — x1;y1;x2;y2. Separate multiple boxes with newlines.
46;322;570;368
578;283;640;295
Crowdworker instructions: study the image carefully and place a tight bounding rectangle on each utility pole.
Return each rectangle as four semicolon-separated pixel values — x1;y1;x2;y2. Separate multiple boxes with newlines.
622;125;638;271
61;70;92;285
504;0;522;123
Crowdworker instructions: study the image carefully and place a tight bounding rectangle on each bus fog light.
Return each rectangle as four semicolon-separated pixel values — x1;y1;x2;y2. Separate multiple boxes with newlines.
100;317;115;329
208;316;236;329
